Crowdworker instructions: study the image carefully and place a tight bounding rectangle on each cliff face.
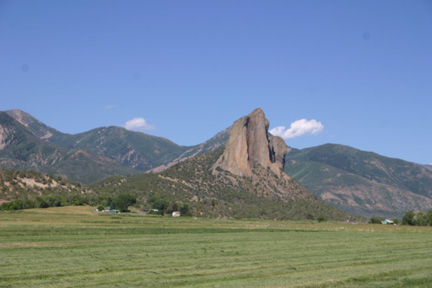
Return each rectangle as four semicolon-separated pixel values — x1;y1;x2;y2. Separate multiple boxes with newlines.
212;108;315;202
215;108;287;176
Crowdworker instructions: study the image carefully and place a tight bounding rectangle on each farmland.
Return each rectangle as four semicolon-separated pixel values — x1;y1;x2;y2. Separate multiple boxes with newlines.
1;207;432;287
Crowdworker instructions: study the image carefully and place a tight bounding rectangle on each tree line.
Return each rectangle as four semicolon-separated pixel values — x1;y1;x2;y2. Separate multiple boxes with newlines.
369;210;432;226
401;210;432;226
0;192;136;212
0;192;191;216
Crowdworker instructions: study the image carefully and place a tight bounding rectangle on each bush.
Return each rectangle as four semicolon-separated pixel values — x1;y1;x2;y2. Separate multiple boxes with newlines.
36;196;49;208
46;194;63;207
1;200;22;211
427;211;432;226
97;205;105;211
415;211;428;226
148;197;169;215
369;216;385;224
317;215;327;223
68;194;85;206
402;211;415;226
180;204;191;216
111;193;137;212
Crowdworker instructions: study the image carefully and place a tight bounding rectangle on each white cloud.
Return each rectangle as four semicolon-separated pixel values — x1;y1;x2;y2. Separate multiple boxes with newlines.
270;119;324;139
124;117;155;131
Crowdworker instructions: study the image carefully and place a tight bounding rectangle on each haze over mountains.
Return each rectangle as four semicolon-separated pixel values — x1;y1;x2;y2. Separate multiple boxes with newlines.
1;108;431;219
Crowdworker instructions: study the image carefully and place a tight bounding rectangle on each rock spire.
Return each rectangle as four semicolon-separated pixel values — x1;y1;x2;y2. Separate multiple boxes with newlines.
214;108;287;176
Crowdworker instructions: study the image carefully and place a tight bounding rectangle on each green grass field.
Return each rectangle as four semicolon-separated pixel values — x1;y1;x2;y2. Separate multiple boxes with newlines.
1;206;432;287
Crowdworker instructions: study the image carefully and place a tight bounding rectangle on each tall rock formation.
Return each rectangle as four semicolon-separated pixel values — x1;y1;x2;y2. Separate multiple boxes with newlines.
212;108;314;202
214;108;287;176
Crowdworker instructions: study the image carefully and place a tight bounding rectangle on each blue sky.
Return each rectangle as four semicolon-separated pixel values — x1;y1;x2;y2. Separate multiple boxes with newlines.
1;0;431;164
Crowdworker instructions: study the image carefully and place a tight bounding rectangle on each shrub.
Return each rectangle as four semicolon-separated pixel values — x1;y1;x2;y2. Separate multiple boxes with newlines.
148;197;169;215
46;194;63;207
111;193;137;212
402;211;415;226
180;204;191;216
317;215;327;223
401;210;432;226
36;196;49;208
427;211;432;226
415;211;428;226
369;216;385;224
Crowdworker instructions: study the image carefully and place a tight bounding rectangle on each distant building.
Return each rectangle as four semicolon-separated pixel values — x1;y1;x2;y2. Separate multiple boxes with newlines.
110;209;120;214
172;211;181;217
381;219;394;225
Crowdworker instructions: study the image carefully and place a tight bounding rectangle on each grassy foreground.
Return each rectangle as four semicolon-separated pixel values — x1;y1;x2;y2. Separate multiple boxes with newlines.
1;206;432;287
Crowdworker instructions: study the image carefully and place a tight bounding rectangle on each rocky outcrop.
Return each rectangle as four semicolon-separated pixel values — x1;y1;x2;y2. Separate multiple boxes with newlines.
214;108;287;176
212;108;316;202
269;136;288;170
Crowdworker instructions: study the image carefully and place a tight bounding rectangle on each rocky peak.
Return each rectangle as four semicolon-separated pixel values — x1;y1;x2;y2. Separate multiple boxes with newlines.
5;109;57;139
214;108;287;176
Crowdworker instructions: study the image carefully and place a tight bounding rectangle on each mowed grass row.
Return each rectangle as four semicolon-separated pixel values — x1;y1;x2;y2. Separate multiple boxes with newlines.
1;207;432;287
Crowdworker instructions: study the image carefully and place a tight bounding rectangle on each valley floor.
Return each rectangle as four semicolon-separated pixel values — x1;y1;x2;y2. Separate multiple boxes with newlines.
1;206;431;287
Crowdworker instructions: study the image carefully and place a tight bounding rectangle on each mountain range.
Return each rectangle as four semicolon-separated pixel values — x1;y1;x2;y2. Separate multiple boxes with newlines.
91;109;356;221
0;111;136;183
1;108;431;218
284;144;432;218
1;109;228;182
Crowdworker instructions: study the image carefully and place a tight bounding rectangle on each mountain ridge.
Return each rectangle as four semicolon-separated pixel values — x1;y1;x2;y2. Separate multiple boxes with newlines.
91;109;356;221
2;108;432;219
4;109;229;174
285;143;432;218
0;111;137;183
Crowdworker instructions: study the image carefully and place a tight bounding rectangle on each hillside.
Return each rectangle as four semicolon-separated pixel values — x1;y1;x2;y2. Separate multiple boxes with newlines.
48;126;189;171
0;112;137;183
148;127;230;172
285;144;432;218
92;148;356;221
49;126;230;173
0;168;93;207
5;109;63;140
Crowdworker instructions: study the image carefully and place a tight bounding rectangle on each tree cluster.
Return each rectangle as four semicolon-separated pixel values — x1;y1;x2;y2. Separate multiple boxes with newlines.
0;191;139;213
368;216;400;224
110;193;137;212
402;210;432;226
0;193;95;211
147;196;190;216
